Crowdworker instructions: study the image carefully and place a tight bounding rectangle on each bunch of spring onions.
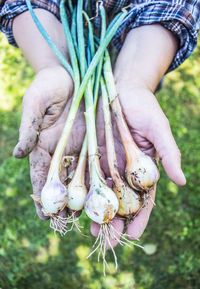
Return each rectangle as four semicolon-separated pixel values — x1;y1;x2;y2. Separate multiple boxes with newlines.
25;0;160;274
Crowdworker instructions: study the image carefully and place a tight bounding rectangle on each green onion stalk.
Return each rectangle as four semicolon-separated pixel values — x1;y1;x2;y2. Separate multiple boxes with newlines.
76;2;119;231
82;5;134;275
25;0;128;235
66;3;101;230
101;76;143;218
103;51;160;194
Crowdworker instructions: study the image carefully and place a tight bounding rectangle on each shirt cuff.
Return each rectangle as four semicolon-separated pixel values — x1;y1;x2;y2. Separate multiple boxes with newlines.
112;1;199;72
0;0;61;47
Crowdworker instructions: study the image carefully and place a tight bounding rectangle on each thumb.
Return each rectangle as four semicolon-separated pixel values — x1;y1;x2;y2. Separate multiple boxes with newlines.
149;116;186;186
13;88;44;158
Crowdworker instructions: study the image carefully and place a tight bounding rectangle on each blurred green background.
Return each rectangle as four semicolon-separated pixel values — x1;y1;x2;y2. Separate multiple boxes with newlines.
0;32;200;289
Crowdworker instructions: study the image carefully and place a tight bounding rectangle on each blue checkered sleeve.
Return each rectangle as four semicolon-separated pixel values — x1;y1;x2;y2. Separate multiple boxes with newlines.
0;0;61;46
0;0;199;71
112;0;200;71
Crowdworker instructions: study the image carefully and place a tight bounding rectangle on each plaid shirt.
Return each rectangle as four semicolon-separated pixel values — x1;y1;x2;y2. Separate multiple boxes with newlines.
0;0;199;71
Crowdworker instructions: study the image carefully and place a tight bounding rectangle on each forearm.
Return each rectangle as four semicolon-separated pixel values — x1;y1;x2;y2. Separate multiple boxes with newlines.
114;24;179;92
13;9;68;73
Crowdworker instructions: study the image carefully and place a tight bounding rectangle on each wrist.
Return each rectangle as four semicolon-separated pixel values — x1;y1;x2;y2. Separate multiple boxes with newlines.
114;24;178;93
33;65;74;99
13;9;69;73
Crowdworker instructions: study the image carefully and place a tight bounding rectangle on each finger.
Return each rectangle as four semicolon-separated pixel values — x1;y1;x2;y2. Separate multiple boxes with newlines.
13;87;44;158
13;67;73;158
126;186;156;240
148;116;186;186
90;218;124;249
30;146;51;220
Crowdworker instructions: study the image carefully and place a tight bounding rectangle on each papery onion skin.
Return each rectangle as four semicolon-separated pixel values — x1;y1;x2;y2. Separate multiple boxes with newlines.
84;184;119;224
126;152;160;192
113;182;143;216
41;181;68;216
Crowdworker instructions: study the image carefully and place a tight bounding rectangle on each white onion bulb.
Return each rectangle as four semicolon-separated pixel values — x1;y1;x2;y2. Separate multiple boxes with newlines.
84;183;119;224
126;152;160;192
41;180;68;216
67;181;87;211
113;182;142;216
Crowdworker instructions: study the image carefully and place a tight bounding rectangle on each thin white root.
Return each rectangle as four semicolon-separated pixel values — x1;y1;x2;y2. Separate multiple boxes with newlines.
87;223;143;276
50;215;68;236
65;212;86;236
49;212;81;236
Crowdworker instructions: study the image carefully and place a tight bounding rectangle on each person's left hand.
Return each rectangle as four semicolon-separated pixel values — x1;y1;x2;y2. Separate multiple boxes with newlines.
90;24;186;247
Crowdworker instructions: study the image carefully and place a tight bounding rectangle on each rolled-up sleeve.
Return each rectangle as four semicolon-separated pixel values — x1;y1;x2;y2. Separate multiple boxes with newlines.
112;0;200;71
0;0;199;71
0;0;61;47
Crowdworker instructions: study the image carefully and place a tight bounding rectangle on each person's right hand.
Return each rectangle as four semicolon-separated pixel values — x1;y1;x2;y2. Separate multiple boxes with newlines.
14;65;86;219
13;65;73;158
12;9;86;220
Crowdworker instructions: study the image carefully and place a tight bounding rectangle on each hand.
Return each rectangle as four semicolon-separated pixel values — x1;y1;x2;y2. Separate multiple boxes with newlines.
14;65;86;219
91;85;185;246
12;10;85;219
91;24;186;247
13;65;73;158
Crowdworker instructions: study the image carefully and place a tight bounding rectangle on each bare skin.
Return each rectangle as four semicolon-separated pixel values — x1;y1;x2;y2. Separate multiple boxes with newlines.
13;10;186;245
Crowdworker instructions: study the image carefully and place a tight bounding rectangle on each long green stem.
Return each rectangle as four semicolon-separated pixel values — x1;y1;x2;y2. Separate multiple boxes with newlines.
87;0;92;17
103;50;139;159
83;11;95;58
27;0;128;181
72;7;100;186
77;1;101;182
78;9;127;99
77;0;86;78
93;5;106;108
104;10;125;35
25;0;73;78
83;11;95;88
77;1;101;180
60;0;80;94
68;0;73;13
74;7;101;184
71;7;79;57
101;77;121;184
